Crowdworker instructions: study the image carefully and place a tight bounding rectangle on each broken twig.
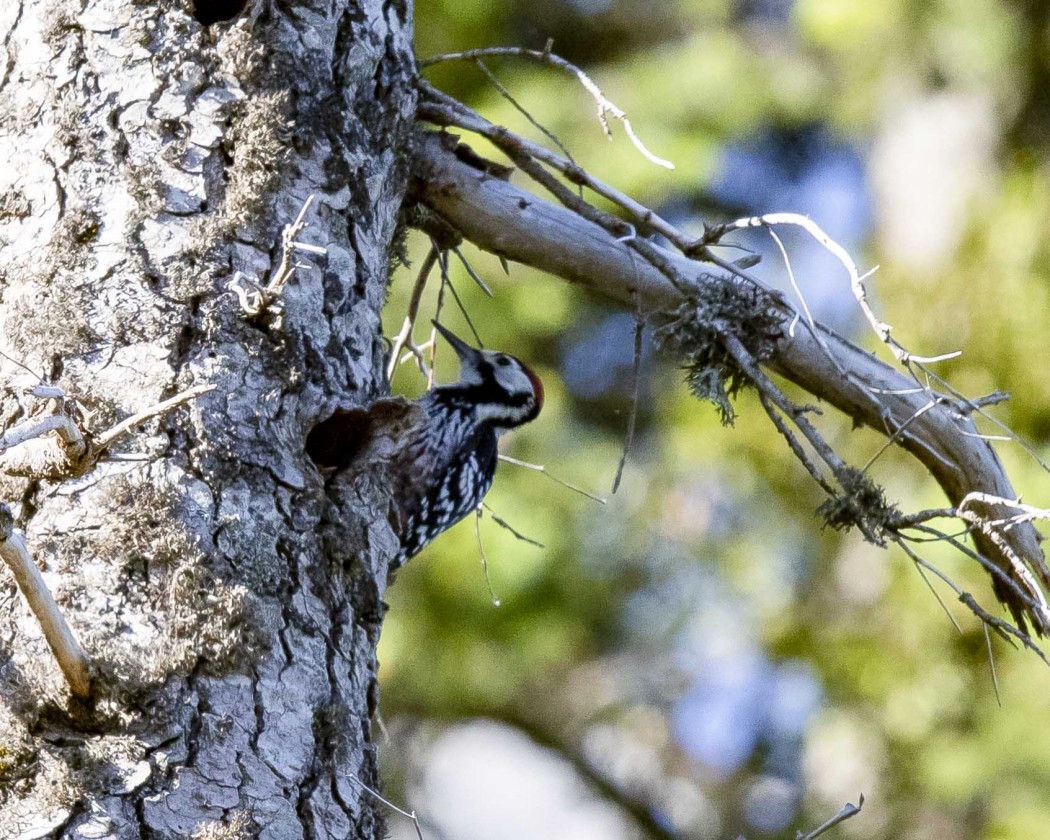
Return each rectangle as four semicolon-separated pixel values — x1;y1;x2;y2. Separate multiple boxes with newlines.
0;505;91;698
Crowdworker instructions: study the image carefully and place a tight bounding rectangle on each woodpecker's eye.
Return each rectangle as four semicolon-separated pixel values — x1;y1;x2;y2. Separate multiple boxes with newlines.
495;356;511;367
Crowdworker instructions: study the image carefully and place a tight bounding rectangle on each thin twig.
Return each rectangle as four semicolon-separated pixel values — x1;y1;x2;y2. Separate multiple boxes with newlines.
482;502;544;548
388;246;439;381
0;348;46;382
99;453;157;463
346;774;426;840
984;623;1002;707
422;46;674;169
451;245;494;297
887;507;956;528
93;385;216;449
897;526;975;544
427;251;453;389
472;57;577;167
441;269;485;347
499;455;607;504
912;558;964;634
960;431;1012;441
796;795;864;840
768;227;842;375
475;507;501;606
612;314;644;494
0;506;91;698
757;392;836;497
861;398;941;473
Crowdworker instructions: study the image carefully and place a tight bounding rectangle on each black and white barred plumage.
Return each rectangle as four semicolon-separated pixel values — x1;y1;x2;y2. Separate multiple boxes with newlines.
307;322;543;566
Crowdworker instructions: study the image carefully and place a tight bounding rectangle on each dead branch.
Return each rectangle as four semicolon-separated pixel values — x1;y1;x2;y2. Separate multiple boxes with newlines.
0;504;91;698
0;384;215;480
499;455;608;504
417;84;787;298
482;502;545;548
92;384;216;449
721;213;961;367
957;492;1050;530
421;46;674;169
612;312;643;493
796;795;864;840
346;773;426;840
0;413;85;458
411;131;1050;635
230;195;325;321
388;245;440;381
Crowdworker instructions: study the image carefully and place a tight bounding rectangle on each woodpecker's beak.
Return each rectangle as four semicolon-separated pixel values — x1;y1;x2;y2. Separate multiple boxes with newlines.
432;321;482;364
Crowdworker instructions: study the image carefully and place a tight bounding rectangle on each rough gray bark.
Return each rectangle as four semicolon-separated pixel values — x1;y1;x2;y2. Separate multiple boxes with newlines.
0;1;414;837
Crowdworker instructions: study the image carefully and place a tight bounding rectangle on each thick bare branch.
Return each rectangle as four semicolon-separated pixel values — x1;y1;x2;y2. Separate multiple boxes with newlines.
411;132;1050;633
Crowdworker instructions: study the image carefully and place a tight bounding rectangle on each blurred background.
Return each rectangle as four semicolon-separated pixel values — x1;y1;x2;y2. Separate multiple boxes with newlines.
378;1;1050;837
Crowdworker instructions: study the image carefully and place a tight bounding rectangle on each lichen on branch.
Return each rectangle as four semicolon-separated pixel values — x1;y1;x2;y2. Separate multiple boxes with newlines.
817;467;901;547
655;274;783;425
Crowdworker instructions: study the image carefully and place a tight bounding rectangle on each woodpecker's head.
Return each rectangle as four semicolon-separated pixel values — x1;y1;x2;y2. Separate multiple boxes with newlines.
433;321;544;430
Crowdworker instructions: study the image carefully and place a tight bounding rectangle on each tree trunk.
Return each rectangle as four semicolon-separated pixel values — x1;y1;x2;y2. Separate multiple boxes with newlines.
0;1;415;836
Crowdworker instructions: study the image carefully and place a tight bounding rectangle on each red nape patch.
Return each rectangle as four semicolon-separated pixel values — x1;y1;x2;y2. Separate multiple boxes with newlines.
523;363;544;410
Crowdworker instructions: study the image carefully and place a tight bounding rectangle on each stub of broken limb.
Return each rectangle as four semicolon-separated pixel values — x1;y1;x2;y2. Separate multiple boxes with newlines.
0;503;92;698
228;194;326;326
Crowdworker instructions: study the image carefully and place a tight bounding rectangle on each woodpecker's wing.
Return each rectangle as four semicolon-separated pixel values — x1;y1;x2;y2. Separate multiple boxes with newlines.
392;411;500;560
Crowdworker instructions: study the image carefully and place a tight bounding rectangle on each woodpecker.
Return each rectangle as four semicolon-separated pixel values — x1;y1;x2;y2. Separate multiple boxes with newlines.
307;322;544;566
